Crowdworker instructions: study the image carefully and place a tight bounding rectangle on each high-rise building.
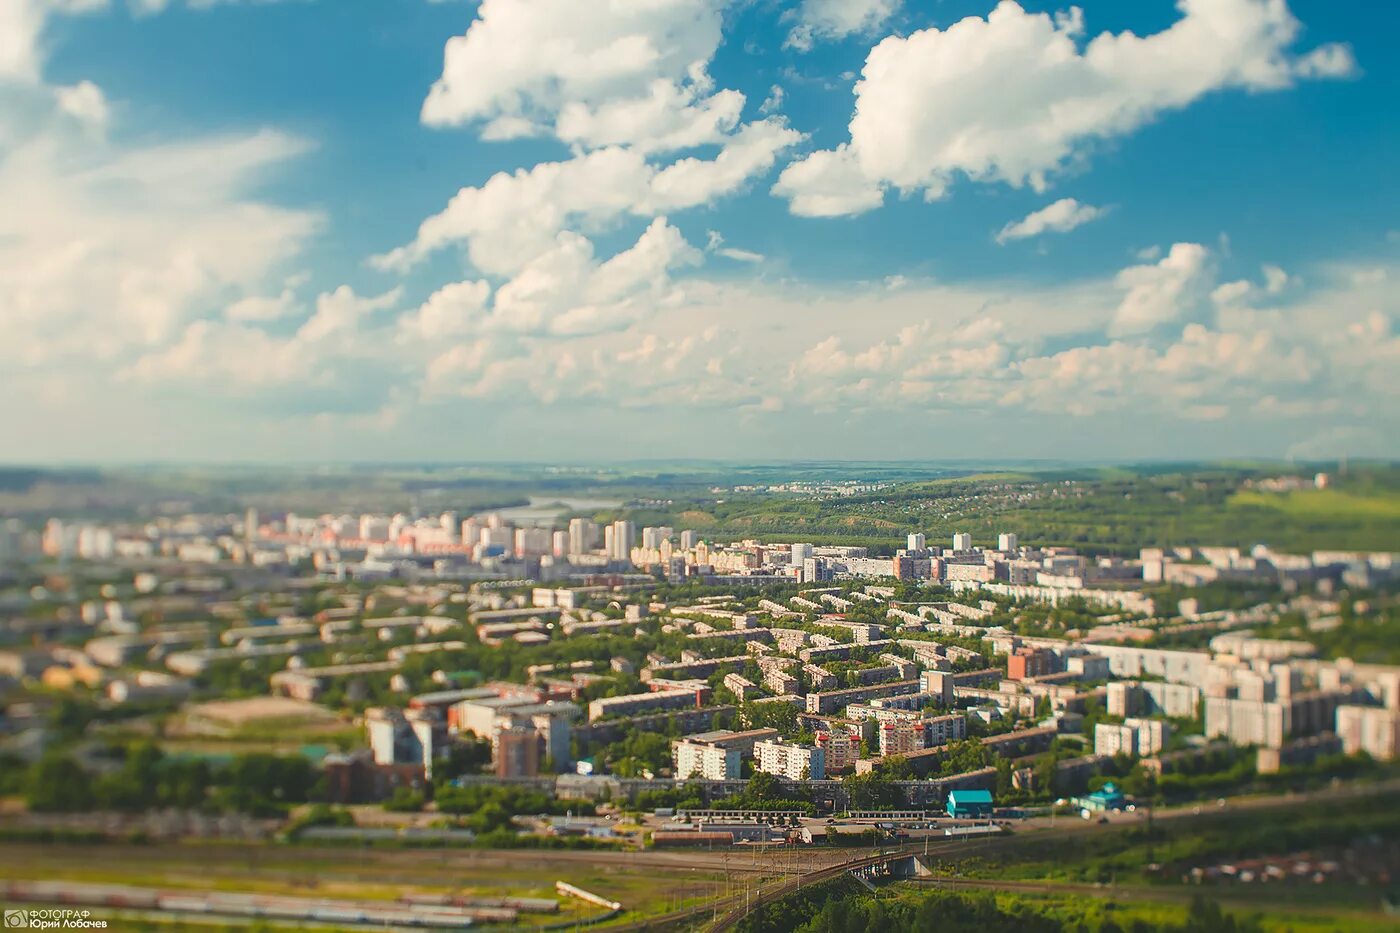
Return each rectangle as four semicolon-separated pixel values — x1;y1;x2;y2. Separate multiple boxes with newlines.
679;530;700;550
610;520;636;561
367;707;442;778
1094;722;1138;757
1095;718;1170;758
494;718;541;778
1336;705;1400;760
568;518;599;555
460;518;481;547
952;532;972;552
481;526;513;551
791;543;814;568
1130;717;1169;755
922;670;955;707
514;527;552;557
907;533;926;552
366;707;416;766
640;526;674;549
1205;696;1289;749
998;532;1018;552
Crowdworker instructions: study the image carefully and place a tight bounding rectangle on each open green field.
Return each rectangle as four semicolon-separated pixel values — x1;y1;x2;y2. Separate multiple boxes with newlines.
619;465;1400;554
907;886;1398;933
1228;488;1400;522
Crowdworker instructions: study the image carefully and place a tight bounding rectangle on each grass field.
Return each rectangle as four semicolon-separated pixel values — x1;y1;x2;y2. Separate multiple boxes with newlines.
1228;488;1400;521
914;887;1400;933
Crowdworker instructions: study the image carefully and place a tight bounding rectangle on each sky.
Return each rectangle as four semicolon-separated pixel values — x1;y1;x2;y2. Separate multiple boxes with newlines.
2;0;1397;464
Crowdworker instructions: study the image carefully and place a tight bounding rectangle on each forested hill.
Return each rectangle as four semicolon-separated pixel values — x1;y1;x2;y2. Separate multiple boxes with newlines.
614;466;1400;555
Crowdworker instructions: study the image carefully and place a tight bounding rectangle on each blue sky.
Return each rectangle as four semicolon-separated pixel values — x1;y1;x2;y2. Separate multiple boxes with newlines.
4;0;1397;463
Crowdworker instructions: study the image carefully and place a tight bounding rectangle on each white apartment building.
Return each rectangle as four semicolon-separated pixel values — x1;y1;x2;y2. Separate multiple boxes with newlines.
1094;722;1138;758
764;667;799;695
1094;718;1171;757
754;740;825;781
924;712;967;746
610;520;635;561
1336;705;1400;760
568;518;598;555
1130;717;1169;755
1108;681;1202;719
1205;696;1289;749
673;740;740;780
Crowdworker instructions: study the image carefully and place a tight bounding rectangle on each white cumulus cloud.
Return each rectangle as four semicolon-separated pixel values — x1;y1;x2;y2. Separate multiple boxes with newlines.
786;0;900;52
421;0;726;141
996;197;1105;244
1109;242;1211;337
776;0;1355;216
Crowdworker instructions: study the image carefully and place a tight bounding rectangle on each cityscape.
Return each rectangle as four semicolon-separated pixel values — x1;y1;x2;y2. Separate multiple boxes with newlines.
4;0;1399;929
1;462;1398;929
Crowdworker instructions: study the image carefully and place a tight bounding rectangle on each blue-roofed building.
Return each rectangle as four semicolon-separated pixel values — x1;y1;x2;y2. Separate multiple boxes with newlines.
945;789;994;819
1075;782;1128;813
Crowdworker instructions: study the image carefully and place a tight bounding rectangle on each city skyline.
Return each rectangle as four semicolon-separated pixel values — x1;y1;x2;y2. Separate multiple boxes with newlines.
4;0;1398;462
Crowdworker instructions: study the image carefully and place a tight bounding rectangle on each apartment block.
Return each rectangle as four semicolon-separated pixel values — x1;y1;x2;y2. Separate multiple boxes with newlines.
815;729;858;772
754;740;825;781
1007;647;1059;681
672;739;740;780
879;719;927;757
587;686;707;721
805;679;921;715
1336;705;1400;760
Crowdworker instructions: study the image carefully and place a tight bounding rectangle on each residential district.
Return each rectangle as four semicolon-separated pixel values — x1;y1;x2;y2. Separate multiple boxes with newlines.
2;505;1397;860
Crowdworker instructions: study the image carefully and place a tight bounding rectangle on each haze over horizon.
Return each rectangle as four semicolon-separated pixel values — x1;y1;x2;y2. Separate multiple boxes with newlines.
4;0;1397;462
